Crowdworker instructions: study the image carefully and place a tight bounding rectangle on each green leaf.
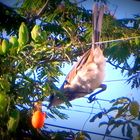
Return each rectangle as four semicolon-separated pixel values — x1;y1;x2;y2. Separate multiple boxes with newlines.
138;112;140;120
107;106;119;113
31;25;42;42
9;40;19;55
50;107;69;119
0;91;9;114
18;22;29;46
110;99;116;103
99;121;108;127
7;109;20;132
108;117;115;125
98;112;103;119
137;126;140;136
105;128;111;135
112;97;130;106
90;112;103;122
115;104;129;118
9;36;19;48
126;124;132;138
129;101;139;117
122;124;126;136
0;77;10;92
105;43;130;63
82;131;91;140
135;37;140;45
115;120;124;126
90;114;98;122
47;112;56;119
1;39;10;54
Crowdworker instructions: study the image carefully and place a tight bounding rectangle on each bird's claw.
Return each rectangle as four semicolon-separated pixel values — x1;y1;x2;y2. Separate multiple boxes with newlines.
87;96;96;103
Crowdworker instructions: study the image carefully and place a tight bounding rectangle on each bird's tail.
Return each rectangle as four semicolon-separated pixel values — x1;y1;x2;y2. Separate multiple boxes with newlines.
92;3;106;49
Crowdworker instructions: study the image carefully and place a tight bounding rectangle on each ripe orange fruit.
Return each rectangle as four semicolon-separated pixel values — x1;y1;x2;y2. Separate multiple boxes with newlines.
31;111;46;129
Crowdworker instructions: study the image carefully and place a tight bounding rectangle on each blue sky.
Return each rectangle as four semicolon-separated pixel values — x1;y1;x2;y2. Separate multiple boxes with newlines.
80;0;140;18
46;63;139;139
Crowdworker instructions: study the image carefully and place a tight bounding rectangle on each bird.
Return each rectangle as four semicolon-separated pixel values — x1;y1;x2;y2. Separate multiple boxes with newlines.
48;3;107;108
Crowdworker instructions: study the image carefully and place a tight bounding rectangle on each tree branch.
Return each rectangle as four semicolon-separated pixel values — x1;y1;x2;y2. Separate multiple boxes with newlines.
106;60;130;71
29;0;49;24
37;0;49;17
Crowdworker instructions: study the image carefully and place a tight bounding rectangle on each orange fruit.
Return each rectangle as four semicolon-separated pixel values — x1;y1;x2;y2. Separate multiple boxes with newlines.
31;111;46;129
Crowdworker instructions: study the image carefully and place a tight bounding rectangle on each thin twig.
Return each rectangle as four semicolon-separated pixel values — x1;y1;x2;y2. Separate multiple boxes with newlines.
74;0;87;4
96;100;111;140
81;102;95;131
112;5;118;17
37;0;49;17
106;60;130;71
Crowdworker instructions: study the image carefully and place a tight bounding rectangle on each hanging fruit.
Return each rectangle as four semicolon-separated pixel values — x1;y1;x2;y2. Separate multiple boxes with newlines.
18;22;29;46
31;25;41;42
31;25;47;42
9;36;19;55
1;39;10;55
7;109;20;132
129;101;139;117
31;111;46;129
9;36;19;48
0;91;8;114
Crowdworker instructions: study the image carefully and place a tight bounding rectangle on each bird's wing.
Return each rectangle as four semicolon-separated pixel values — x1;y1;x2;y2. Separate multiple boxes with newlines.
64;3;105;84
65;49;91;83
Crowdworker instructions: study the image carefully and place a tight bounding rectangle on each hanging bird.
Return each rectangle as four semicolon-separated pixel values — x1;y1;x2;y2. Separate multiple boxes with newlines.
48;3;107;107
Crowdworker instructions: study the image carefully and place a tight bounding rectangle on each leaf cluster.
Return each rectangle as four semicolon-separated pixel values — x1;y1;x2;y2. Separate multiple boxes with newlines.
0;22;71;138
90;97;140;139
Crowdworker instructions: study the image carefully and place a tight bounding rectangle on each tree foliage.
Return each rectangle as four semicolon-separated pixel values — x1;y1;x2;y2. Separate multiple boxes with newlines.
90;98;140;139
0;0;140;139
